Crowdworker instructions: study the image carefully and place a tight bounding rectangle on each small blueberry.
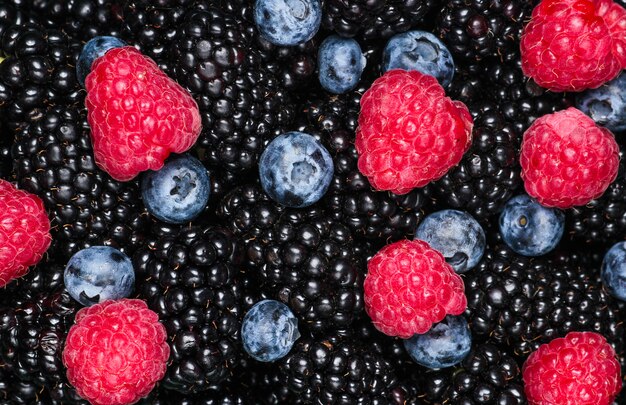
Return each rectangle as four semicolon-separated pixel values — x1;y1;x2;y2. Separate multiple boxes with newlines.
254;0;322;46
76;36;126;87
318;35;366;94
242;300;300;362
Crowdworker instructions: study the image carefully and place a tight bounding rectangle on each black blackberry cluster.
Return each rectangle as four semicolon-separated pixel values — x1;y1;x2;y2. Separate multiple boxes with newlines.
436;0;536;63
465;245;625;359
133;224;243;394
0;23;81;131
219;183;368;334
12;105;150;260
322;0;436;40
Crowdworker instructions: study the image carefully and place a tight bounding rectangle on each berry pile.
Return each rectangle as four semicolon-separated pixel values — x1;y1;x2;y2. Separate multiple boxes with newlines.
1;0;626;404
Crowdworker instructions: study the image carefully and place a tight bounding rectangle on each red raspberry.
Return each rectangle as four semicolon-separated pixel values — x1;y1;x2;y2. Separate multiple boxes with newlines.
63;299;170;405
363;239;467;338
520;107;619;209
85;46;202;181
523;331;622;405
0;180;51;287
355;69;473;194
520;0;626;92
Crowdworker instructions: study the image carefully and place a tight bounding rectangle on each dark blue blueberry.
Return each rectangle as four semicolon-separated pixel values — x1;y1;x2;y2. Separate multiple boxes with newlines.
499;194;564;257
318;35;366;94
241;300;300;362
141;154;210;224
601;242;626;302
403;315;471;369
64;246;135;306
254;0;321;46
76;36;126;87
382;30;455;87
576;71;626;133
259;131;333;208
415;209;485;273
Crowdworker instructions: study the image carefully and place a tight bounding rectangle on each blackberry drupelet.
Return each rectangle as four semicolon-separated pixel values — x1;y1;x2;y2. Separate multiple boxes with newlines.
12;104;150;261
567;156;626;247
133;224;243;394
322;0;436;40
299;88;433;242
0;260;86;405
417;342;526;404
218;183;367;334
0;24;81;131
465;245;625;360
278;333;399;404
433;99;521;222
436;0;536;63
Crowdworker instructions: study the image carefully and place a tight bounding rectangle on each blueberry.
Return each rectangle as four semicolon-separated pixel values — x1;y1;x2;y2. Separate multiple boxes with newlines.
241;300;300;362
601;242;626;302
254;0;321;46
76;36;126;87
64;246;135;306
576;71;626;133
403;315;471;369
141;154;210;224
382;30;455;87
499;194;564;257
259;131;333;208
317;35;366;94
415;209;485;273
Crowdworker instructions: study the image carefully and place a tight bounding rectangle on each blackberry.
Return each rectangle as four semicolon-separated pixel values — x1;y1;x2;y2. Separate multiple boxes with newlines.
417;342;526;404
433;99;521;222
567;155;626;247
278;333;399;404
218;183;367;334
133;224;243;394
0;24;81;131
0;260;85;405
12;104;150;260
436;0;536;63
465;245;625;359
485;60;574;136
322;0;436;41
298;88;433;242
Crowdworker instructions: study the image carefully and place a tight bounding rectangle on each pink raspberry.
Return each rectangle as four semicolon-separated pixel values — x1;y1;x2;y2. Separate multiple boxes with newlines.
63;299;170;405
355;69;473;194
523;331;622;405
0;180;51;287
520;0;626;92
520;107;619;209
363;239;467;338
86;46;202;181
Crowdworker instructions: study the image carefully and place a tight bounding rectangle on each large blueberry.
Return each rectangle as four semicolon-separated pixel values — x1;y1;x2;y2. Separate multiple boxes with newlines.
415;209;485;273
382;30;455;87
141;154;210;224
403;315;472;369
499;194;564;257
601;242;626;302
76;36;126;87
64;246;135;306
254;0;321;46
318;35;366;94
576;71;626;133
242;300;300;362
259;131;333;208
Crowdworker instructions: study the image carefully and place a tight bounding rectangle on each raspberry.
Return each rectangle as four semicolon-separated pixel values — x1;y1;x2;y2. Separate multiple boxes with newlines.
520;107;619;209
63;299;170;405
0;180;51;287
522;331;622;405
363;239;467;338
85;46;202;181
355;69;473;194
520;0;626;92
